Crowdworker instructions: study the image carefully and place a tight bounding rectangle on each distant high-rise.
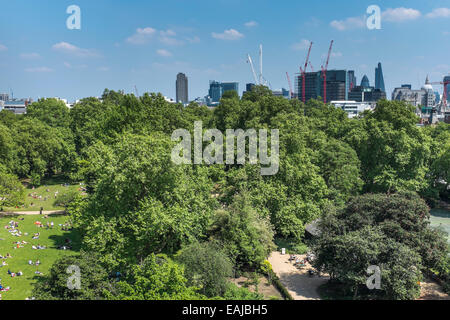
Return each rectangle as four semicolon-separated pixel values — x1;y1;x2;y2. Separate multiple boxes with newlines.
296;70;350;103
0;93;9;101
444;75;450;103
208;81;239;103
375;63;385;92
176;73;188;104
348;71;357;91
360;75;370;88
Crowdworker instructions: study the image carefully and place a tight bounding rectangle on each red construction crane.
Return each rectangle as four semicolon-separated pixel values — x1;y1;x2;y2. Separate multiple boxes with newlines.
286;72;294;99
430;80;449;111
309;62;314;72
321;40;334;103
300;41;313;103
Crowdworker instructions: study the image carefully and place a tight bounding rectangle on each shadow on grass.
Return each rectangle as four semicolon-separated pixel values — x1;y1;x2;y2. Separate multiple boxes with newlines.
47;228;82;252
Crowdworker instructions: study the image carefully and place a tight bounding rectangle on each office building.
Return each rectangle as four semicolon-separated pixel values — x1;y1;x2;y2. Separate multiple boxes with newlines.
348;71;357;90
375;62;386;93
207;81;239;104
272;88;290;99
445;75;450;103
176;73;189;104
349;74;386;103
0;93;9;101
242;83;256;96
360;75;370;88
392;84;424;108
296;69;351;103
330;100;374;118
392;77;438;122
3;99;29;114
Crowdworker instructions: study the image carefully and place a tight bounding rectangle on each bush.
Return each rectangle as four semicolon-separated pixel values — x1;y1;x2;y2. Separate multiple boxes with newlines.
177;241;233;297
53;190;79;207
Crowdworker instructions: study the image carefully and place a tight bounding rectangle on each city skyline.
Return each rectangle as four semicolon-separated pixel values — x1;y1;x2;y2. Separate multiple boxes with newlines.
1;0;450;101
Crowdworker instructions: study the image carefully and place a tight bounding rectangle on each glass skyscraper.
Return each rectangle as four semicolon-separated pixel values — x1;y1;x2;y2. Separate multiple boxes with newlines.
444;75;450;103
375;63;386;93
208;81;239;103
360;75;370;88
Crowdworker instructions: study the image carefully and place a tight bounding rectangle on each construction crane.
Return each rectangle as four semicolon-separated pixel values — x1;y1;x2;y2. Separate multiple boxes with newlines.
259;44;263;85
309;62;314;72
134;85;139;97
300;41;313;103
247;54;259;85
430;80;450;112
321;40;334;103
286;72;294;99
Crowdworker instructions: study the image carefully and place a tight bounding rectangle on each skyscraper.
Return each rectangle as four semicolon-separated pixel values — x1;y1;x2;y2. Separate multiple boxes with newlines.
348;71;357;91
296;70;350;103
0;93;9;101
375;63;385;93
208;81;239;103
176;73;188;104
444;75;450;103
360;75;370;88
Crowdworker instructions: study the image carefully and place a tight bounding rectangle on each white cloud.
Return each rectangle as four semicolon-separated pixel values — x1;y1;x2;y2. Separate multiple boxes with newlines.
156;49;173;57
330;16;365;31
186;36;200;44
25;67;53;73
159;36;184;46
63;62;87;69
160;29;176;37
382;7;421;22
20;53;40;59
211;29;244;40
0;44;7;51
244;21;258;28
52;42;100;57
426;8;450;18
291;39;311;51
127;27;191;46
126;27;157;44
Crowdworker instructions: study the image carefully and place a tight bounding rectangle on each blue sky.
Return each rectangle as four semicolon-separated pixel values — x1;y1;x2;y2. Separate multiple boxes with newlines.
1;0;449;101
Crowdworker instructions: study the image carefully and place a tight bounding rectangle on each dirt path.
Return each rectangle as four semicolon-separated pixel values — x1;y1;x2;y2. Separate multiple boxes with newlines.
419;278;450;300
268;251;328;300
0;210;65;216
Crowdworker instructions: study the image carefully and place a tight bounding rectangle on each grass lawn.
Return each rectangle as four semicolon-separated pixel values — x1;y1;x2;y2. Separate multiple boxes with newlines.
3;181;82;212
0;214;81;300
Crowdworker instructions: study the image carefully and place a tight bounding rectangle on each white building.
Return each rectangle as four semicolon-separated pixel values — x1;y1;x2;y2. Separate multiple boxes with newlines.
3;100;29;114
391;77;436;110
330;100;374;118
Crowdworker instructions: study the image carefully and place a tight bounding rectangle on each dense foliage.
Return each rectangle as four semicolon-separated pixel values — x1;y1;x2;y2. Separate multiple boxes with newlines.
1;86;448;300
312;193;448;299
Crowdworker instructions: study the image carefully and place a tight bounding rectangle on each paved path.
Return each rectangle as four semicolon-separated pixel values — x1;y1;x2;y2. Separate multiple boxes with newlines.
0;210;66;216
268;251;328;300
